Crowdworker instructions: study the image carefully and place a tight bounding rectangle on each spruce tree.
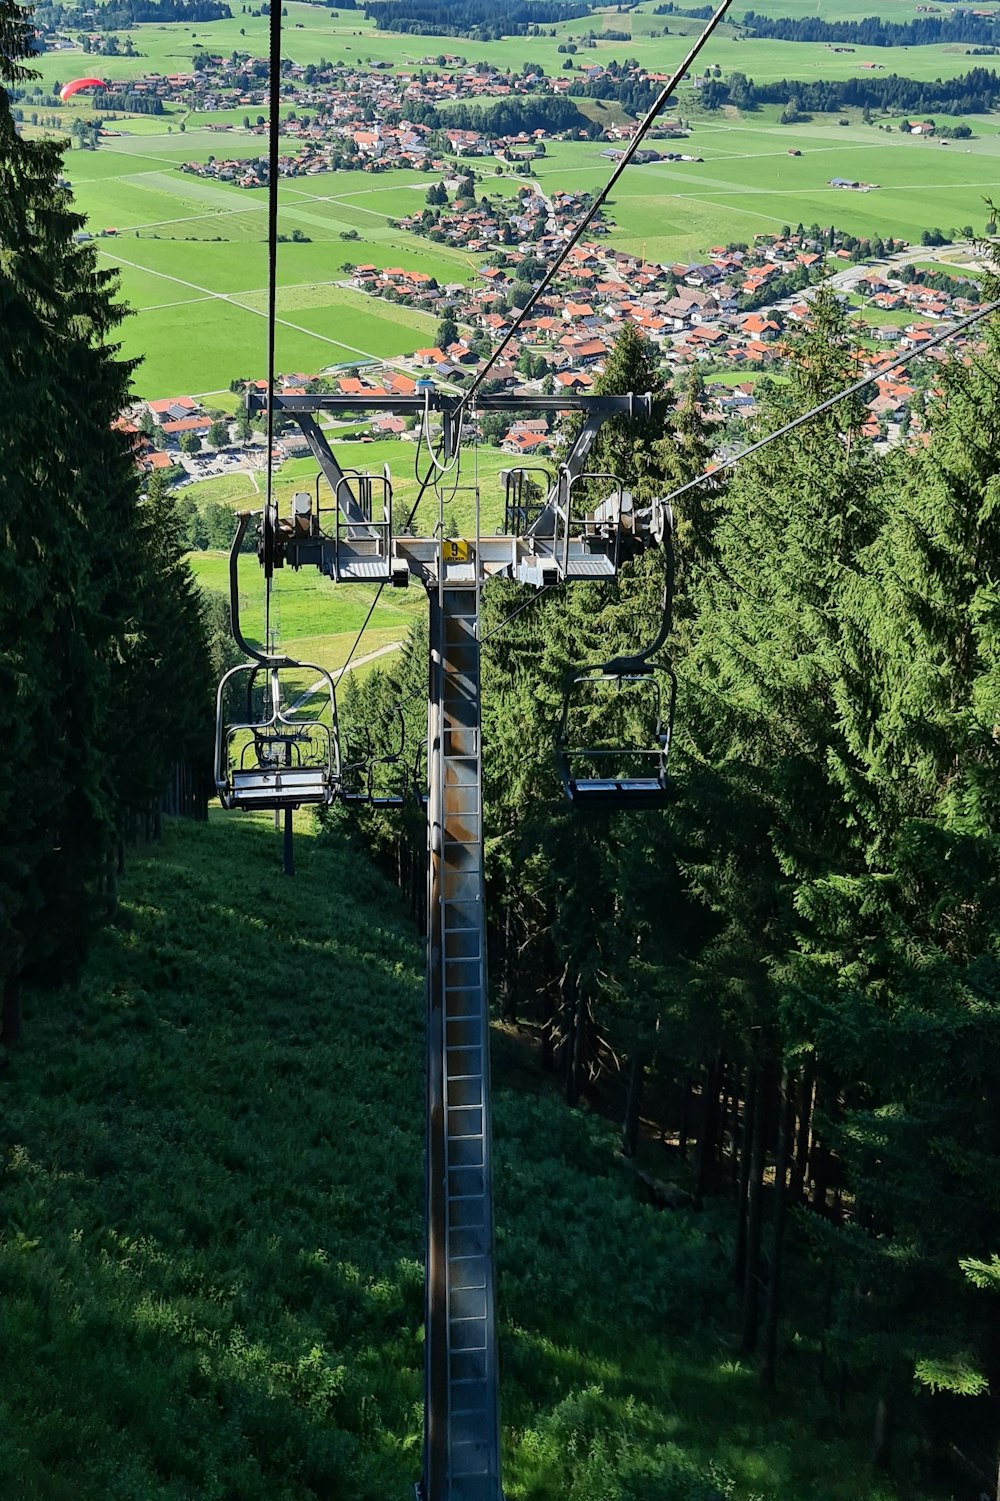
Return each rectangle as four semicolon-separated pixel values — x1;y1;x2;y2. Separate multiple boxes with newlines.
1;1;213;1033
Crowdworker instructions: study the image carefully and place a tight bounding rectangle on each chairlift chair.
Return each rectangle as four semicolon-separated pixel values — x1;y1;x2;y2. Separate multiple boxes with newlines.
554;498;678;809
499;465;552;537
215;662;341;810
555;660;676;810
341;704;408;809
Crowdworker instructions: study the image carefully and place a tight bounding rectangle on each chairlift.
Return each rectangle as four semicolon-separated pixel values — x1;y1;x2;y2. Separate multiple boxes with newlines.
341;704;408;809
555;661;676;809
554;500;677;810
215;663;341;810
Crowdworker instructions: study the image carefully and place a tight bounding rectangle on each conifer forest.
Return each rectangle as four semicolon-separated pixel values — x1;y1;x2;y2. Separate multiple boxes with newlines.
3;0;1000;1497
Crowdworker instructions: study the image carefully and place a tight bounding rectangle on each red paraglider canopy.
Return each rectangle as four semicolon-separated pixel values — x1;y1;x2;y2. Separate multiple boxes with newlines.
59;77;106;102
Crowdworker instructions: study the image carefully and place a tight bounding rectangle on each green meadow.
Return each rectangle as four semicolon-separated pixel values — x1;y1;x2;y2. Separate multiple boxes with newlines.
59;145;474;394
188;544;420;675
527;118;1000;263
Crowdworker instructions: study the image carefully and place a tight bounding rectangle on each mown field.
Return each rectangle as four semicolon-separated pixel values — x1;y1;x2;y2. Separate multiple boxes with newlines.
0;811;918;1500
60;143;471;394
189;545;417;677
533;117;1000;262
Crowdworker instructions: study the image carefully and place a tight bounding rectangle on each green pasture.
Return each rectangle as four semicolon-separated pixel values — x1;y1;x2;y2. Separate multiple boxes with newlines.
108;278;437;393
105;286;384;393
109;286;435;398
188;548;418;674
527;124;1000;262
65;139;472;394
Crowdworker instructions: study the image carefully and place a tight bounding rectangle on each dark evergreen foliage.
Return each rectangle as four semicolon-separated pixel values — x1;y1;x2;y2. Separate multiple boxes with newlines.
363;0;594;41
697;65;1000;116
442;95;589;136
33;0;231;29
740;9;1000;48
0;0;213;1038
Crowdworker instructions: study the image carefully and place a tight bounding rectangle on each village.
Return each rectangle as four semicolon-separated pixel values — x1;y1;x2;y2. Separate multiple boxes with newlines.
28;40;985;478
37;43;700;180
121;226;982;479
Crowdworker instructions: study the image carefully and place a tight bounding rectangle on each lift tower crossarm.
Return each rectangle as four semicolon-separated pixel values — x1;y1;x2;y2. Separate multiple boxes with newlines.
292;412;369;533
248;393;649;415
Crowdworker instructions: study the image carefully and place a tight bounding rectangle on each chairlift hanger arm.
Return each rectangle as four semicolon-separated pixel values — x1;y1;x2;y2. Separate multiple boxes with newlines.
605;526;676;673
229;511;296;668
293;412;364;522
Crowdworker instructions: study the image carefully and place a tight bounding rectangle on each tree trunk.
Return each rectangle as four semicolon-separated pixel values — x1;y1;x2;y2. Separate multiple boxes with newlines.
789;1062;815;1206
677;1076;691;1161
810;1075;831;1217
761;1067;792;1389
694;1051;723;1208
501;906;517;1025
741;1056;774;1355
733;1067;759;1289
540;1012;555;1073
872;1389;894;1470
622;1049;643;1158
564;973;584;1107
2;977;22;1047
729;1068;742;1192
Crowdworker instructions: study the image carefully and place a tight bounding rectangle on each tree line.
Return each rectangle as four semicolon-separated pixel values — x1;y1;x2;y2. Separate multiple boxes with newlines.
442;94;593;137
739;10;1000;49
339;303;1000;1489
362;0;596;40
699;64;1000;116
1;0;217;1050
32;0;231;29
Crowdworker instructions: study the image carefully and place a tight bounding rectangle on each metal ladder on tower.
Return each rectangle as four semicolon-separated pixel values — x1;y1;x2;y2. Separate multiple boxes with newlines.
422;574;502;1501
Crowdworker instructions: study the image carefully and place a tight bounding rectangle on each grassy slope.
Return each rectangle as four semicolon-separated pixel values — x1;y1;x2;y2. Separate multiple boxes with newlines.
1;814;915;1501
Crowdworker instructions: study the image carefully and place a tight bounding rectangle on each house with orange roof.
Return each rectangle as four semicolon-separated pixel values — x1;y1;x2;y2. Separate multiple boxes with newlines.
741;314;782;340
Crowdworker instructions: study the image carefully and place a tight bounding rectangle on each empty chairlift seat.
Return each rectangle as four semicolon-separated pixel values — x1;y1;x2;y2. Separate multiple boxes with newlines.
339;704;409;809
215;663;341;811
555;665;676;810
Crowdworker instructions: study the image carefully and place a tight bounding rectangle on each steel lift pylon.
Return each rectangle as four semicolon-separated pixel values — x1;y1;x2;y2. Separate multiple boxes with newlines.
237;387;658;1501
